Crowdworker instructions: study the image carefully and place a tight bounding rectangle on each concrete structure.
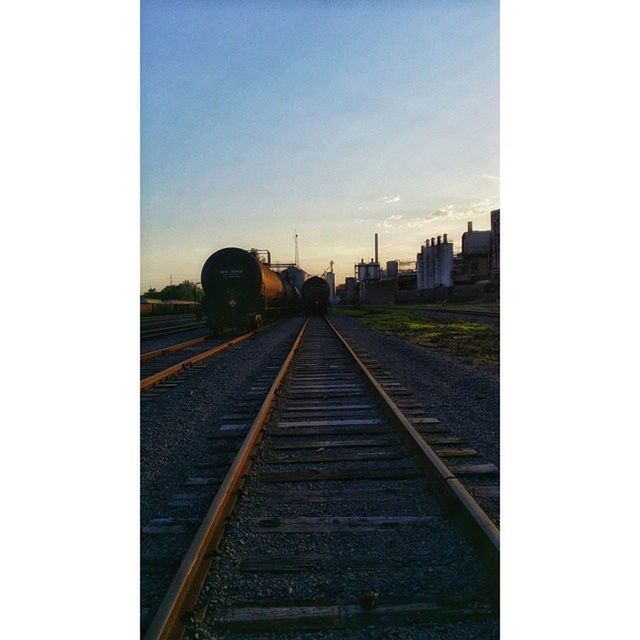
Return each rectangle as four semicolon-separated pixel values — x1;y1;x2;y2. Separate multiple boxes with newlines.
355;254;381;298
354;234;383;297
386;260;399;279
417;234;454;290
360;278;398;304
349;234;418;303
324;271;336;302
459;221;492;282
345;277;358;304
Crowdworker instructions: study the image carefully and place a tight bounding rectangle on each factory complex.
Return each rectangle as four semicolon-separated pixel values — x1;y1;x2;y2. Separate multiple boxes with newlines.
333;209;500;305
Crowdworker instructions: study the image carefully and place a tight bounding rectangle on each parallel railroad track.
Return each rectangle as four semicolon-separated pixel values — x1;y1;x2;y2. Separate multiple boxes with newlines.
140;330;257;393
143;317;499;639
140;316;205;340
141;335;209;363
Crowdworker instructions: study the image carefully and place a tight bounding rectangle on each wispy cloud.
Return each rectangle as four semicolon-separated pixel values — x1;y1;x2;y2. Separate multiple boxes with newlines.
376;214;404;229
375;199;498;231
380;195;401;205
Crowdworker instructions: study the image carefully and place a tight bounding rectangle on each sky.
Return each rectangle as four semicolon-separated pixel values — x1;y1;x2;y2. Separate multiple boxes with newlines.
141;0;499;290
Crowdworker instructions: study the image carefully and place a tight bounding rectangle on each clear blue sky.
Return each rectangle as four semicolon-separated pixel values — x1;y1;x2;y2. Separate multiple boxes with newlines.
141;0;499;290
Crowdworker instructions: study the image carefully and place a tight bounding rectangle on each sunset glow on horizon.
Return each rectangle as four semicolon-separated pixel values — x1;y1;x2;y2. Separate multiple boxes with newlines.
141;1;499;290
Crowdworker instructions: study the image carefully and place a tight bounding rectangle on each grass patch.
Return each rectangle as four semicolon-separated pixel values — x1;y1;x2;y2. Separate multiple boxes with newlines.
332;306;499;372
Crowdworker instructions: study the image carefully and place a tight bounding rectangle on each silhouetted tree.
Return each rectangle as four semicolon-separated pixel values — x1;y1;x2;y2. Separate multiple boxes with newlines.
142;280;202;302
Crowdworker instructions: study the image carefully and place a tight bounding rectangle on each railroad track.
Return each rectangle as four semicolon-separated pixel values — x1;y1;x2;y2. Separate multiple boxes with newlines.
141;330;257;394
141;318;207;341
143;316;499;639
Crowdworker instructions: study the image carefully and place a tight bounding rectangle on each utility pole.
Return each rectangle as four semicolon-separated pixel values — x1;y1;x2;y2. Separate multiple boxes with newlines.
294;232;299;267
170;274;173;285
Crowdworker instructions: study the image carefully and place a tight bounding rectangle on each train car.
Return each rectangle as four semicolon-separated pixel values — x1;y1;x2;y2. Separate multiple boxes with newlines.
201;247;300;333
140;298;165;315
140;298;198;316
301;276;331;315
162;299;198;314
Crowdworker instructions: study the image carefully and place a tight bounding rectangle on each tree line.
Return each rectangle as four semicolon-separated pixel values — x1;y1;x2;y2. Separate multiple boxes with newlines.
142;280;202;302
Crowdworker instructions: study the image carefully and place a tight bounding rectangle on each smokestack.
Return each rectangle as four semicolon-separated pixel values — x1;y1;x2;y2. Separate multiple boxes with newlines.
431;237;435;247
468;221;473;233
443;233;448;243
437;235;441;245
374;233;379;263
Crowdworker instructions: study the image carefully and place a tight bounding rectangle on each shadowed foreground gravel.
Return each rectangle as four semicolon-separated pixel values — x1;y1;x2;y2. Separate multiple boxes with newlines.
141;326;211;354
141;318;305;528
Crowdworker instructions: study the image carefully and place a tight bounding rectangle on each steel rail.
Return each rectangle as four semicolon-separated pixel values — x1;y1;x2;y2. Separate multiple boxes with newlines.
144;321;308;640
140;336;208;363
141;322;207;341
140;330;256;391
141;313;198;323
325;317;499;560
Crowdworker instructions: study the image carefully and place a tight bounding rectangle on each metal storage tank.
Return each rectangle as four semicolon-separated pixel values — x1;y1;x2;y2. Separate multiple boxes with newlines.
280;265;309;291
386;260;399;279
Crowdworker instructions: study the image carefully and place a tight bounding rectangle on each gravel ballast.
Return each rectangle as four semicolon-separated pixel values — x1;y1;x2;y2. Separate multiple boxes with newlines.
183;318;497;640
141;326;211;354
141;318;305;626
141;318;304;528
329;314;499;468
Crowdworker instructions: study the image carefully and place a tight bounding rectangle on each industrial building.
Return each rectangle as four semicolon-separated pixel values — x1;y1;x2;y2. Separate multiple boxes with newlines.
345;277;358;304
342;211;500;305
416;234;454;291
349;234;418;304
454;221;492;283
354;233;382;299
324;270;336;302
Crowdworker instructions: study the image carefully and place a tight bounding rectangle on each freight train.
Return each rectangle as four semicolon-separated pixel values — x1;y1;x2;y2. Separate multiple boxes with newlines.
200;247;301;333
140;298;199;316
301;276;331;315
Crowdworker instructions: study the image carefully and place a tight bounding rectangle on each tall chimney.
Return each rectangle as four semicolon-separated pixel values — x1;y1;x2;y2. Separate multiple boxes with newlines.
443;233;448;243
374;233;379;264
468;221;473;233
437;235;441;245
